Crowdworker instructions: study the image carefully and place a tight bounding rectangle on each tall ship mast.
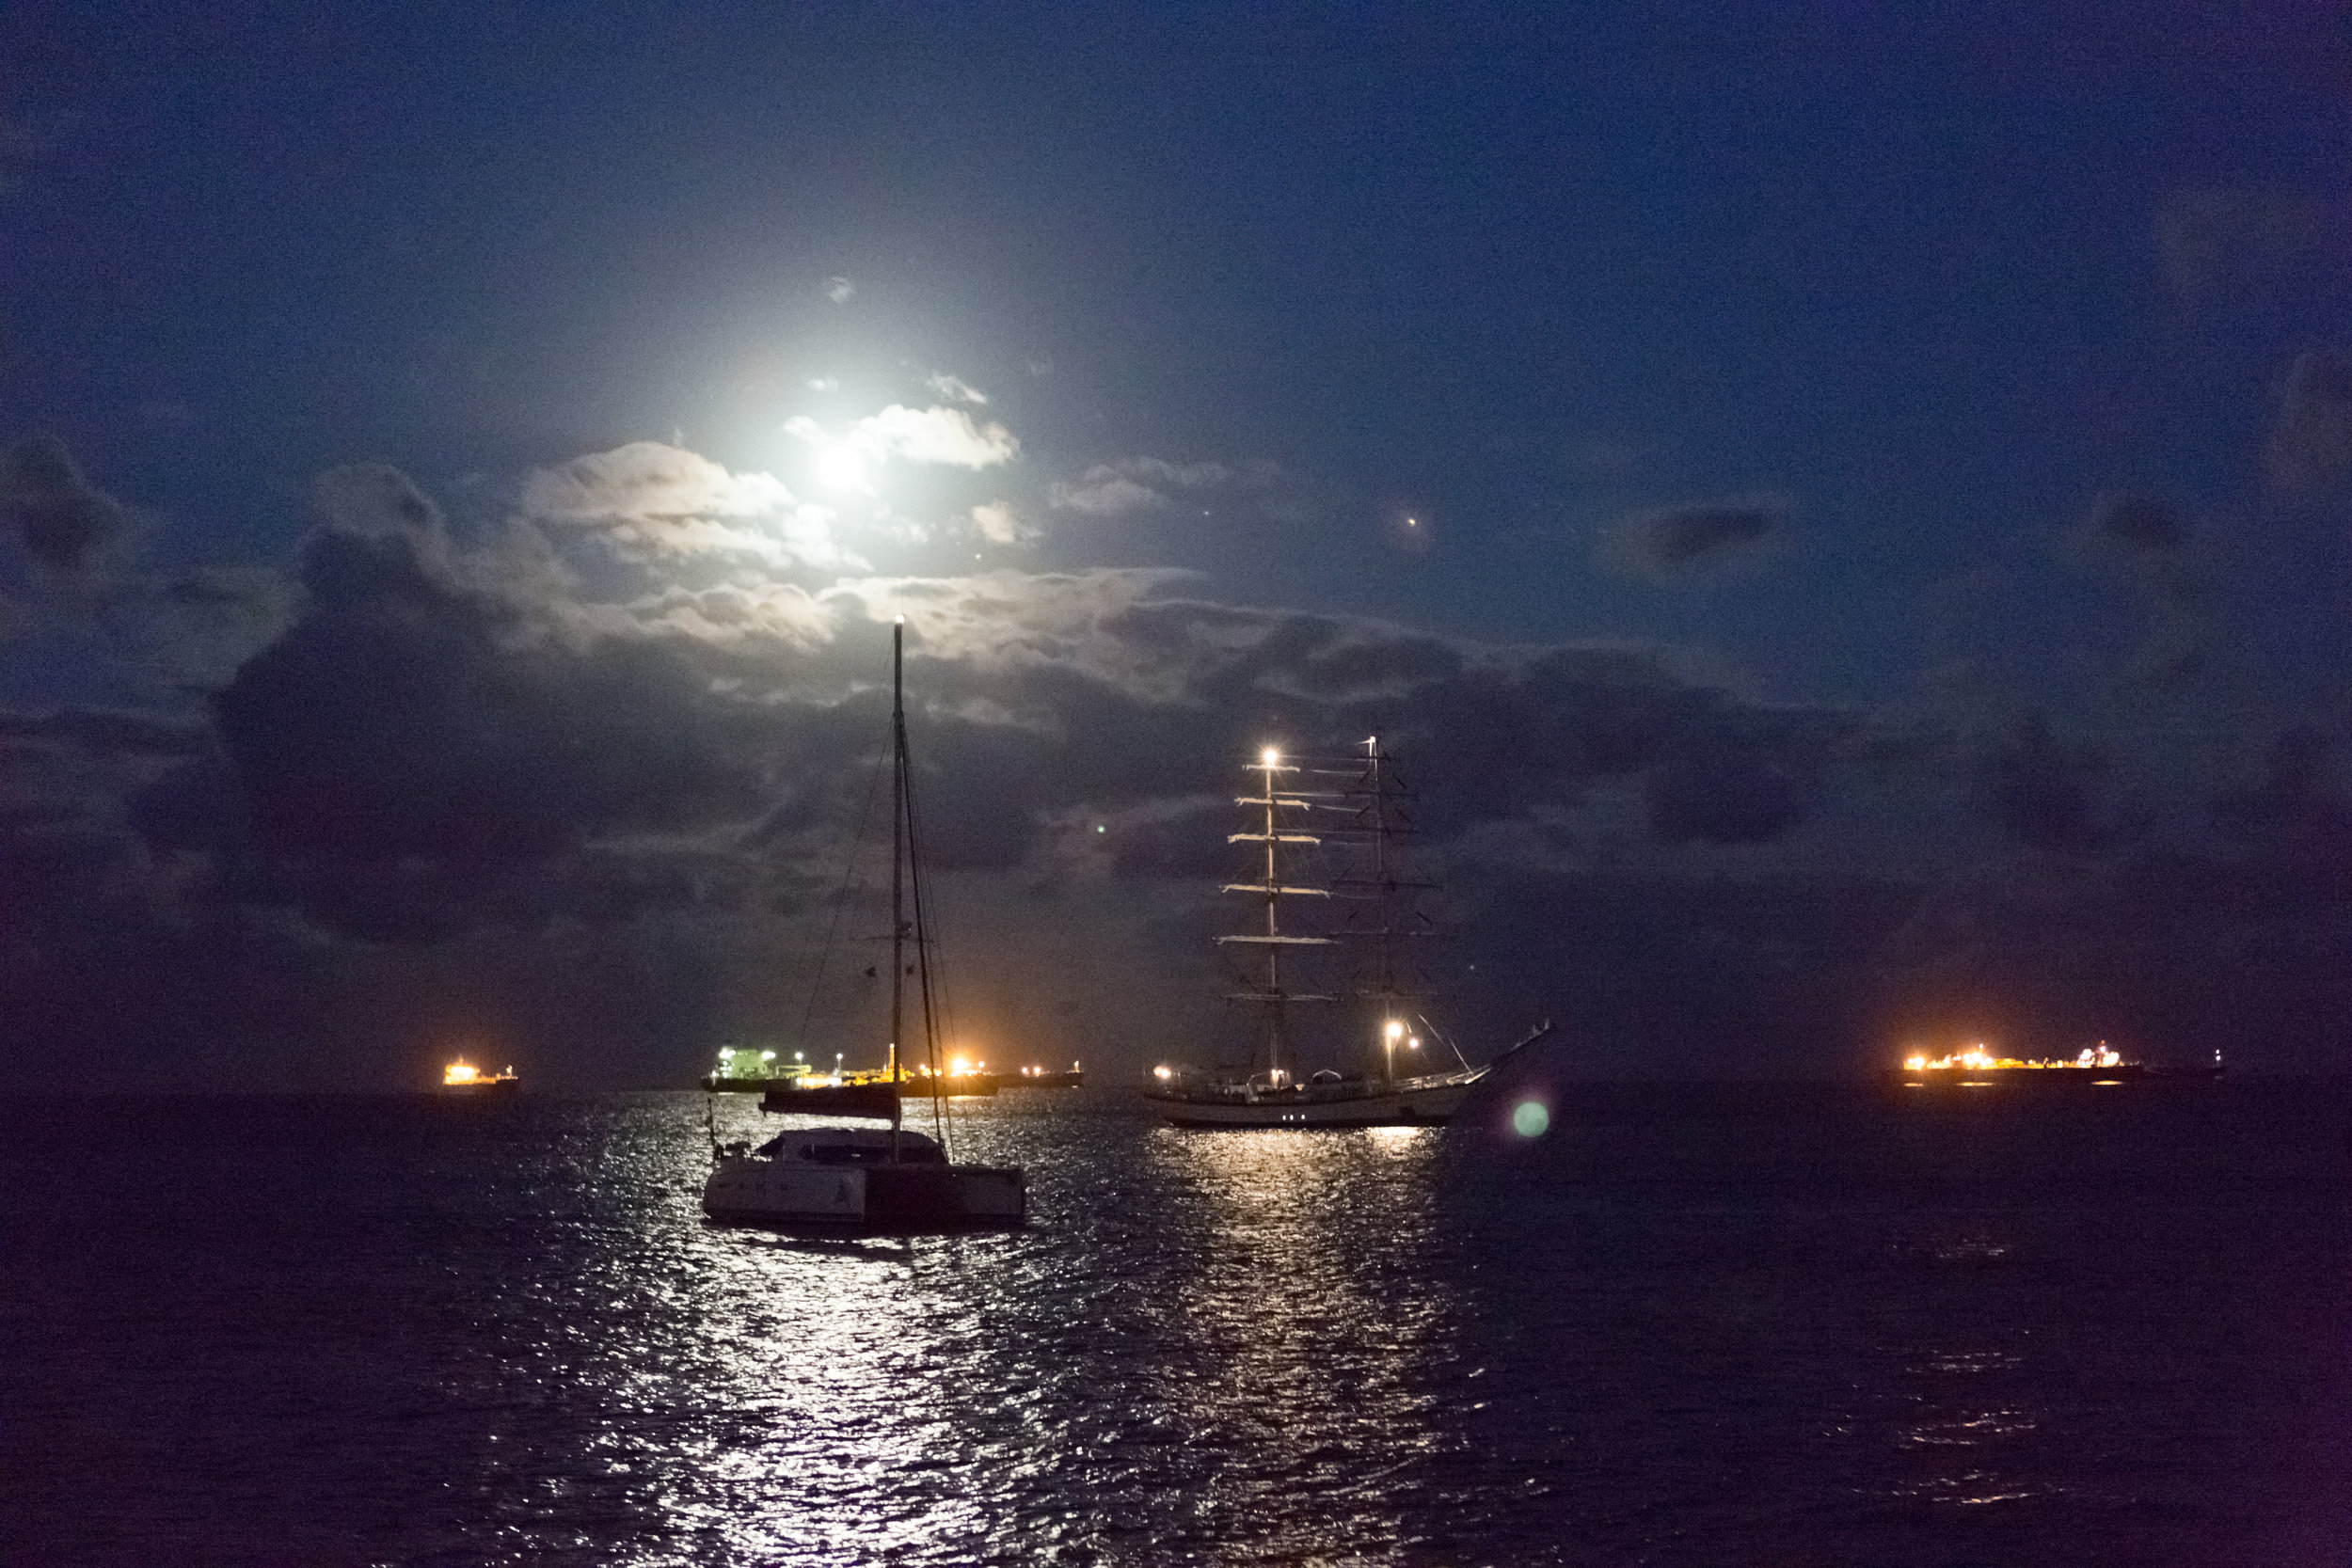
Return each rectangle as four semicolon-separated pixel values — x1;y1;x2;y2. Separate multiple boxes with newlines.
1145;737;1551;1129
1321;735;1438;1084
1217;745;1338;1088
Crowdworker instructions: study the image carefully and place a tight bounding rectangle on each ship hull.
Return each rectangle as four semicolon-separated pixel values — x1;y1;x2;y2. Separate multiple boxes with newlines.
758;1078;996;1117
759;1082;902;1118
701;1157;1025;1230
901;1074;998;1099
1145;1072;1480;1128
1891;1064;2153;1089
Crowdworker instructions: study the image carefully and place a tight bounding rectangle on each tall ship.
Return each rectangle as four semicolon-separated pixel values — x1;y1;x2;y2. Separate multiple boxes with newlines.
1143;738;1549;1128
701;618;1025;1229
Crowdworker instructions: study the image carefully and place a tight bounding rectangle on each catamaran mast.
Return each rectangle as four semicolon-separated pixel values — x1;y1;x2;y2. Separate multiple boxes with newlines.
890;617;906;1142
884;614;954;1155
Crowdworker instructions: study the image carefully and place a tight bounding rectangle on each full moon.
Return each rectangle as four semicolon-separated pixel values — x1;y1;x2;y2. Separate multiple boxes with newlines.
815;442;866;490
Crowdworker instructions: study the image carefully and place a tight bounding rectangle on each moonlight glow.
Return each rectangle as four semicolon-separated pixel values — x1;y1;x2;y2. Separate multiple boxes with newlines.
814;441;867;492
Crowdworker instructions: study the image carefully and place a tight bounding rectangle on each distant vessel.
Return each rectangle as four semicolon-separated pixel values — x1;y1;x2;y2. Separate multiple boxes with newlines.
1893;1042;2151;1088
442;1059;518;1094
1143;738;1550;1128
702;619;1024;1229
1009;1063;1085;1089
703;1046;811;1092
758;1063;999;1115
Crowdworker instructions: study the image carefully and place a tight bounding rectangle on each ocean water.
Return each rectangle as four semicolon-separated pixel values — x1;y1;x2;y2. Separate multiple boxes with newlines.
4;1079;2348;1566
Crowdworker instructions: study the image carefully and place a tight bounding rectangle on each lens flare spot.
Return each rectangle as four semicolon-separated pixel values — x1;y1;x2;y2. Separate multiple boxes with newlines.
1512;1100;1549;1138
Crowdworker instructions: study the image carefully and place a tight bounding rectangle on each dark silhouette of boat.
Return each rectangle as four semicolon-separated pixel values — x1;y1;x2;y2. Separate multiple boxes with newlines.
702;618;1024;1230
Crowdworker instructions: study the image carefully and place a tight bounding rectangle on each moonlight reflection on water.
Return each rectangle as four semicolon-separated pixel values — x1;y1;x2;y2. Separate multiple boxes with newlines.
0;1085;2346;1564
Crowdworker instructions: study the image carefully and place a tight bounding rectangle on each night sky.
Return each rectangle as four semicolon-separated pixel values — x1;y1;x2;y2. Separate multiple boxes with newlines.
4;3;2347;1088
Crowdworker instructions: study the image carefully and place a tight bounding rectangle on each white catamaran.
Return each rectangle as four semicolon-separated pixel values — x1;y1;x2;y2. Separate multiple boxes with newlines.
1143;737;1550;1128
701;618;1025;1228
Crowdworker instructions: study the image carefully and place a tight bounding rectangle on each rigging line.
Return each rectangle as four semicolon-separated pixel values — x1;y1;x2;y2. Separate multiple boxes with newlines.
898;721;952;1157
794;737;890;1062
1415;1011;1472;1070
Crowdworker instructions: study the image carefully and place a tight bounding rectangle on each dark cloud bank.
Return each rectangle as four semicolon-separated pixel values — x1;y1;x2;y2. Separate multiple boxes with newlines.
1;445;2344;1089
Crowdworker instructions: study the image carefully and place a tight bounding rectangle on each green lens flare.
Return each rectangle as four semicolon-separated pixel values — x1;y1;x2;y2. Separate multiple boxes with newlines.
1512;1100;1549;1138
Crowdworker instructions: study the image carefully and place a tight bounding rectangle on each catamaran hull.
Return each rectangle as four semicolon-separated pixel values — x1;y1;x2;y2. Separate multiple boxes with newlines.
701;1157;1025;1229
1145;1077;1479;1129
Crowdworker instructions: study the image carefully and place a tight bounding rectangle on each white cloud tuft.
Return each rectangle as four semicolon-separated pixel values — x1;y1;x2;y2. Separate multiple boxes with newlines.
926;372;989;404
1047;456;1233;516
971;501;1034;545
517;441;857;569
1051;474;1165;516
824;277;855;305
793;405;1021;471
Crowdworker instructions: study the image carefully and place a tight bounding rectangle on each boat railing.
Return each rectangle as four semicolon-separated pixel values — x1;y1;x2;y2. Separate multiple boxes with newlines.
1150;1066;1482;1103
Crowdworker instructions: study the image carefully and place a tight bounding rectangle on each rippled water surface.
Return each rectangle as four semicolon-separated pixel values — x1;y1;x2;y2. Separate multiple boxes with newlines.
6;1081;2350;1565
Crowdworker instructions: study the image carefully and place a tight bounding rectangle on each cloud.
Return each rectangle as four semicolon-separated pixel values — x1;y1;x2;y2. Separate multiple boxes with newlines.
791;405;1021;472
126;567;305;689
2065;492;2206;689
517;441;854;569
1600;496;1788;578
1643;723;1836;846
1049;456;1233;516
2214;729;2351;868
823;276;854;304
623;579;837;650
0;435;132;582
199;466;775;936
1050;474;1165;516
970;500;1034;545
0;706;210;757
2155;187;2318;302
2081;492;2185;555
2265;349;2352;508
925;372;988;404
8;440;2343;1088
1981;712;2109;852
